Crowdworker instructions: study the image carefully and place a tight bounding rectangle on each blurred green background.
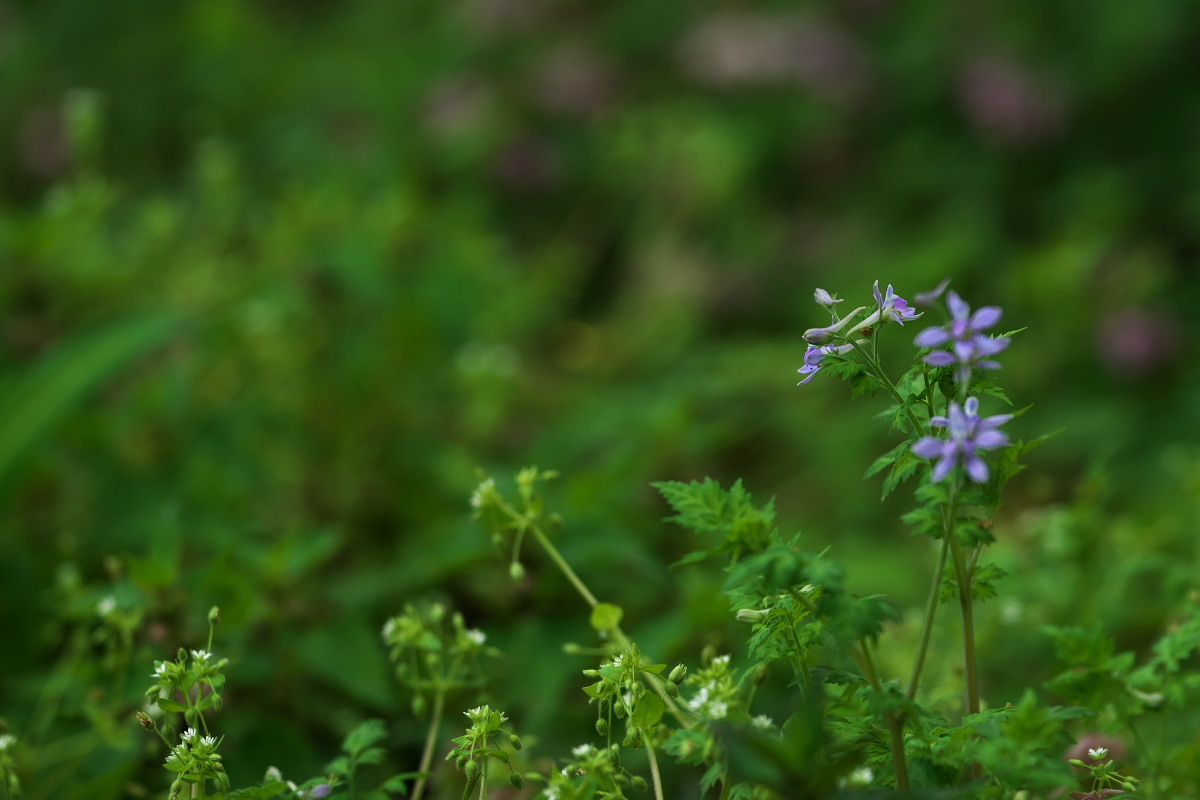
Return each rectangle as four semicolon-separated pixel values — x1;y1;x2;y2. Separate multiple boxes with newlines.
2;1;1199;796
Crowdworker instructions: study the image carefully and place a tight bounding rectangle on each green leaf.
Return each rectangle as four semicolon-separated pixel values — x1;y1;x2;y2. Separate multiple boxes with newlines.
0;312;179;488
589;602;623;632
631;693;664;729
581;681;607;699
343;718;388;758
156;697;187;713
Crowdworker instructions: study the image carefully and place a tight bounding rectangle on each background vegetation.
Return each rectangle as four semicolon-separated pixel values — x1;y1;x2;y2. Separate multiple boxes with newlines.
1;1;1198;797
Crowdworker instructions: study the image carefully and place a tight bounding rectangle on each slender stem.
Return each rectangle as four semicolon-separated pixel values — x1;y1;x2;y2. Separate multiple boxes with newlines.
907;535;950;700
410;691;444;800
525;522;690;726
846;340;926;437
526;522;599;607
852;643;909;790
645;740;665;800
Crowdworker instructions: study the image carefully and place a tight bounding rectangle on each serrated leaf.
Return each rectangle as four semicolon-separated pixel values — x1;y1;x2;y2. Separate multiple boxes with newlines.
343;718;388;758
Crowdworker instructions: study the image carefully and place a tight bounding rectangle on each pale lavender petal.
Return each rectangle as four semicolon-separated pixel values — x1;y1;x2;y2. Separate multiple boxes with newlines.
970;306;1002;330
873;280;884;307
931;457;955;482
976;360;1002;370
981;413;1014;428
923;351;956;367
965;456;989;483
947;291;970;321
974;430;1008;449
912;437;946;459
914;327;951;348
964;397;980;417
912;278;950;307
929;414;949;428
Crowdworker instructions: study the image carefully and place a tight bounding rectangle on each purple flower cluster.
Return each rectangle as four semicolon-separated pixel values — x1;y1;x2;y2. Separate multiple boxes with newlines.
798;281;920;384
913;289;1010;383
911;397;1012;483
797;343;853;385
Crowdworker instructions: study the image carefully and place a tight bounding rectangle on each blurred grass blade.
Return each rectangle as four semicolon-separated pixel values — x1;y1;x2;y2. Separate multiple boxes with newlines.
0;313;179;487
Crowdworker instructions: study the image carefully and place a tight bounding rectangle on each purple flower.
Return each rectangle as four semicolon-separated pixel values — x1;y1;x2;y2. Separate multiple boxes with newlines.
814;287;842;308
912;278;951;307
797;343;853;385
872;280;921;325
914;291;1010;382
305;785;332;800
803;306;865;345
911;397;1011;483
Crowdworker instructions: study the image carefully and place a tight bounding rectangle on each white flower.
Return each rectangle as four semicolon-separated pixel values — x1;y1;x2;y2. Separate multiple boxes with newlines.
151;662;169;679
96;595;117;616
545;786;561;800
571;743;592;757
712;654;731;666
814;288;843;307
751;714;774;730
201;735;217;747
469;478;495;510
381;618;396;640
686;686;710;711
264;766;284;782
1088;747;1108;760
465;706;483;719
466;629;486;645
708;700;728;719
181;727;198;743
0;734;15;750
190;649;212;663
837;766;874;788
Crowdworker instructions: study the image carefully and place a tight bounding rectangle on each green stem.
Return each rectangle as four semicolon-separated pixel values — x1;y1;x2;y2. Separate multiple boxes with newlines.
852;643;909;790
645;740;665;800
907;535;950;700
525;522;690;726
846;339;925;437
410;692;444;800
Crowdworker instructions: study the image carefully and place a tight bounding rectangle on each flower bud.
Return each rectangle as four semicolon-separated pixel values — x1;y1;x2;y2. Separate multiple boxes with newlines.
664;681;678;698
627;728;643;748
632;776;648;792
411;695;427;717
668;664;687;684
814;288;841;307
595;717;608;736
136;711;155;730
509;772;524;790
736;608;769;624
509;733;522;750
509;561;525;582
208;606;221;625
464;760;479;779
802;306;865;344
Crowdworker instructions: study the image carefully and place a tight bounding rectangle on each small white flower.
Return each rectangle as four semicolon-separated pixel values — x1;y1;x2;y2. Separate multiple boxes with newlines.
843;766;873;787
466;628;486;645
545;786;561;800
686;686;710;711
465;706;483;719
181;727;198;743
571;743;592;757
190;649;212;663
751;714;774;730
0;734;15;750
1088;747;1108;760
201;735;217;748
560;768;570;778
712;654;731;666
264;766;284;782
381;618;396;640
469;478;495;510
708;700;728;719
96;595;117;616
151;662;169;679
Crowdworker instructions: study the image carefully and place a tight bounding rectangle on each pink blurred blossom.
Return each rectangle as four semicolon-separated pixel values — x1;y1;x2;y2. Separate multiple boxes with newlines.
958;55;1066;146
1096;308;1181;378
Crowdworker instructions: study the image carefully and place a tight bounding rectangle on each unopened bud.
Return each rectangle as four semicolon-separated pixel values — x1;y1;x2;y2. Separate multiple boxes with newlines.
135;711;155;730
627;728;643;748
595;717;608;736
668;664;686;684
632;776;648;792
508;733;522;750
664;681;678;698
509;561;525;582
509;772;524;790
608;746;620;768
464;760;479;779
208;606;221;625
411;695;427;717
736;608;769;624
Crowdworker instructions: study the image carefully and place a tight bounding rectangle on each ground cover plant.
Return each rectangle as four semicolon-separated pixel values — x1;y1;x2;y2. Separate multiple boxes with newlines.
5;3;1200;798
5;280;1198;799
